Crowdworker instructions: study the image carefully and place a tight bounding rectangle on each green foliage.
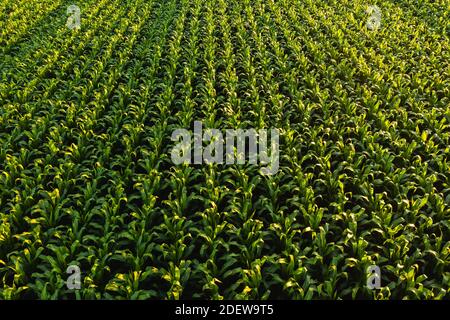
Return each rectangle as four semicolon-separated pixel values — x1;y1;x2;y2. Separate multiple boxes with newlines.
0;0;449;299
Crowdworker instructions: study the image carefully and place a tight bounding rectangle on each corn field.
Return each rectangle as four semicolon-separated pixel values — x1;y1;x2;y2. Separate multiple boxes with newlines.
0;0;449;300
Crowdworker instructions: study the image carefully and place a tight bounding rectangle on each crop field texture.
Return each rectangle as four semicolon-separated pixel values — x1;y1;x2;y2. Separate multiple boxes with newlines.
1;0;450;300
